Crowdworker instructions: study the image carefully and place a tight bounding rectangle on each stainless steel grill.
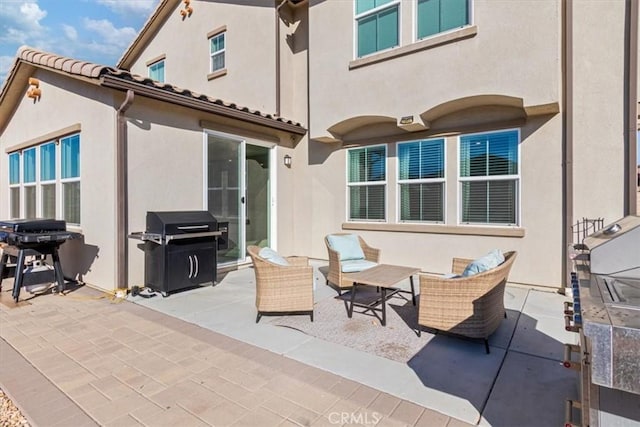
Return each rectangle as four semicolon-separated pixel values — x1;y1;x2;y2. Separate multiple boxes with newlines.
565;215;640;427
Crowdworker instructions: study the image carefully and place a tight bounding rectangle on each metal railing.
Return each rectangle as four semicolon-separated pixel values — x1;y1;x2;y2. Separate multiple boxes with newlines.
571;217;604;248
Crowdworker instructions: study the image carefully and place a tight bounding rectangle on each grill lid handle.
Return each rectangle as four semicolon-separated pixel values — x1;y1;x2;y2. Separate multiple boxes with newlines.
177;225;210;231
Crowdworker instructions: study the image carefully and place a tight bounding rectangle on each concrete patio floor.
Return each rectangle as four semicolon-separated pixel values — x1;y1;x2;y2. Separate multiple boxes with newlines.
0;260;580;426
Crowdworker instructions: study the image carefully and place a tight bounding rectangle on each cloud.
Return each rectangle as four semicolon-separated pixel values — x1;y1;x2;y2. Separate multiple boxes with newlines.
62;24;78;41
95;0;157;15
0;55;16;84
83;18;137;49
20;2;47;29
0;1;48;45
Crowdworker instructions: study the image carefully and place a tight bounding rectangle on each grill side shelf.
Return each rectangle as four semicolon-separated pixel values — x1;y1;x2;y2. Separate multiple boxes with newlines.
128;232;163;245
128;231;222;245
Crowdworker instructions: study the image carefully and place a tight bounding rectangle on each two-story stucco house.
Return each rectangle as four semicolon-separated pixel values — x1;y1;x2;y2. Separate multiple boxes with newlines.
0;0;638;293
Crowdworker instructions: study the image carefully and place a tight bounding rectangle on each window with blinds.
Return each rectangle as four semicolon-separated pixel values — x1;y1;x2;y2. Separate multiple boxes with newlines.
417;0;469;40
398;139;445;222
356;0;400;57
6;134;80;224
210;32;226;73
459;129;519;225
348;145;386;221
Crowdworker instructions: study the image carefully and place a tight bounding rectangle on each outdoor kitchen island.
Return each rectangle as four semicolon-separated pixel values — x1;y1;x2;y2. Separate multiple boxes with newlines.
568;215;640;427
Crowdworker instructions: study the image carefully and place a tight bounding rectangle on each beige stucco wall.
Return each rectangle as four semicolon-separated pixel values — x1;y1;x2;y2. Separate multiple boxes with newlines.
123;96;290;286
127;1;279;116
279;0;566;286
0;69;118;290
571;2;628;224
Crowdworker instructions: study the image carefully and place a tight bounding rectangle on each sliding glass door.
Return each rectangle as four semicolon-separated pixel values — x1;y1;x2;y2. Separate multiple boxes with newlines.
206;132;271;265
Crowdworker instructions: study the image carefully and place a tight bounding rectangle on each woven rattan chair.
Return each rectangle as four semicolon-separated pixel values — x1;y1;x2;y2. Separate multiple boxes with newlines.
324;233;380;295
247;245;314;323
418;251;517;353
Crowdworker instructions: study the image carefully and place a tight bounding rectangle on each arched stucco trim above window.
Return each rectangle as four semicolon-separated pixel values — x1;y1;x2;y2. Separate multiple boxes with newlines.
313;95;558;144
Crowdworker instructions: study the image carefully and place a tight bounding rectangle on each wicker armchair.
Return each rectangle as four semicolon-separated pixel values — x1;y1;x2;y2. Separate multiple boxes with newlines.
418;251;517;353
247;246;314;323
324;233;380;295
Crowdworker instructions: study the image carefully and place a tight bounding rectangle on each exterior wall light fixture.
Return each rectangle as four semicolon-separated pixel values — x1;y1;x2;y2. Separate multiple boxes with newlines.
26;77;41;101
180;0;193;17
284;154;292;168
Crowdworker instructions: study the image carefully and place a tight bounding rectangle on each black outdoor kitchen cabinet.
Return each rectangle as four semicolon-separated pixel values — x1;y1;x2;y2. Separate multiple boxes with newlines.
144;238;217;296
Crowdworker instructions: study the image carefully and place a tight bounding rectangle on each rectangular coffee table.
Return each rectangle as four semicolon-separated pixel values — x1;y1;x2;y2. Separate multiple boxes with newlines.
343;264;420;326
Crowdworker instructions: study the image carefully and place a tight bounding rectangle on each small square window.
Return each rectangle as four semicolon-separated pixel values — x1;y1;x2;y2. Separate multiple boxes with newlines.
148;59;165;83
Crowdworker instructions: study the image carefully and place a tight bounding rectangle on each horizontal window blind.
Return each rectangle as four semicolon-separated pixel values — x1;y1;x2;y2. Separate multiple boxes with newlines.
400;182;443;222
460;130;519;226
350;185;385;220
348;146;386;221
399;139;444;222
10;188;20;219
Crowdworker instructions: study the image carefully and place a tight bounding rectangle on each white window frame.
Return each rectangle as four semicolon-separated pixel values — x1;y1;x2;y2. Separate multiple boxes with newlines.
397;138;446;224
354;0;401;59
7;134;81;225
209;31;226;73
346;144;388;222
457;129;521;227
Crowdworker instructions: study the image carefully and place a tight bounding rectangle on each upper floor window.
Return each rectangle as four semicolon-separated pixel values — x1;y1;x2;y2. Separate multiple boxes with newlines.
417;0;469;40
398;139;445;223
356;0;399;58
459;129;519;226
7;134;81;224
348;145;386;221
210;31;226;73
148;59;165;83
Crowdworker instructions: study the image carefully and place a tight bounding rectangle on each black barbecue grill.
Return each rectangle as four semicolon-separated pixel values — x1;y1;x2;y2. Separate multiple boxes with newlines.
0;218;82;302
129;211;227;297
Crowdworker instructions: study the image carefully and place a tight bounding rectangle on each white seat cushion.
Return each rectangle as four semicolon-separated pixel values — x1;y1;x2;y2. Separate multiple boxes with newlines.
341;259;377;273
258;247;290;266
327;234;365;261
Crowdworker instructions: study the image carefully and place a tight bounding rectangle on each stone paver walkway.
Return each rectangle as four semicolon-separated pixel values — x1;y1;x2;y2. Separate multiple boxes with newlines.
0;286;468;427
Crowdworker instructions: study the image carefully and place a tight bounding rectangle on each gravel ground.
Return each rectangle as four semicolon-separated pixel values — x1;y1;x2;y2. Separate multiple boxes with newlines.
0;389;29;427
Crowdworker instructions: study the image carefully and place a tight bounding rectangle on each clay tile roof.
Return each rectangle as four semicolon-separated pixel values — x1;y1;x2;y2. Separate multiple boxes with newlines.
6;46;305;133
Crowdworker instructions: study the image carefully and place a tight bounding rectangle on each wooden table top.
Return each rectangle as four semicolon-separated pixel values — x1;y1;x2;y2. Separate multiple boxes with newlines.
343;264;420;288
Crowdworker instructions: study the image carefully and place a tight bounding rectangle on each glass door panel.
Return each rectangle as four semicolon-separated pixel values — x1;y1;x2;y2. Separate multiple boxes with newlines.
245;145;270;249
207;134;244;264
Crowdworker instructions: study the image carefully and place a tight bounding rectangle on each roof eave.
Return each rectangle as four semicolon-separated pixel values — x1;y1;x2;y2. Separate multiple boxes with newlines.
100;74;306;136
117;0;181;69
